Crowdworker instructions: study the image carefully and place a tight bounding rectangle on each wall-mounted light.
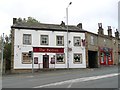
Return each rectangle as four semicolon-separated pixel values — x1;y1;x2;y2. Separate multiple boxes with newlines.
17;45;19;48
69;40;71;44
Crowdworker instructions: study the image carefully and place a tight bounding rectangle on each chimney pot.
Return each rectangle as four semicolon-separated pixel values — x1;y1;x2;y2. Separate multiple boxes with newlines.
108;26;111;30
98;23;102;28
98;23;104;35
115;29;119;39
107;26;112;37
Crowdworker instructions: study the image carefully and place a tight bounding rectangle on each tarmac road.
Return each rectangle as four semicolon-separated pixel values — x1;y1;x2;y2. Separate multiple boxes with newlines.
2;65;119;88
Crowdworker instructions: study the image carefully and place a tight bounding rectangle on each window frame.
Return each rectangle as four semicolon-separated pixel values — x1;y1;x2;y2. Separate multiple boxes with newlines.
74;36;81;46
22;52;32;64
56;36;64;46
23;34;32;45
40;35;49;45
73;53;82;64
56;53;65;64
90;35;94;45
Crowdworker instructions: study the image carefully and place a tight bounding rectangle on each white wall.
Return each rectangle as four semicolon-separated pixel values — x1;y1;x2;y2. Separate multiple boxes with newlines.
68;32;86;68
14;29;86;69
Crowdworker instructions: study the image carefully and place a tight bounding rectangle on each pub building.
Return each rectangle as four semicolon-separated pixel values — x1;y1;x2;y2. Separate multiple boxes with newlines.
11;18;87;72
10;18;119;73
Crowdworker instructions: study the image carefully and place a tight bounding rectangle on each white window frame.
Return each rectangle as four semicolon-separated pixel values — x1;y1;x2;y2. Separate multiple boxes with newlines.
73;53;82;64
74;36;81;46
23;34;31;45
22;52;32;64
56;36;64;46
41;35;49;45
56;53;65;64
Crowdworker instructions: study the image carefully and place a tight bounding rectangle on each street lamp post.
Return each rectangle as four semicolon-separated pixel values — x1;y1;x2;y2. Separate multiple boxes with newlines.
66;2;72;69
1;33;4;74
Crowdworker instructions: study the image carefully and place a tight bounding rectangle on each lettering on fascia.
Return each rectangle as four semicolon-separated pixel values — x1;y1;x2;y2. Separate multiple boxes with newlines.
39;48;45;52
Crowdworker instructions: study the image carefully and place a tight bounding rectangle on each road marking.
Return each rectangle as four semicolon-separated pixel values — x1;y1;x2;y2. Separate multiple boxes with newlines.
33;73;119;88
67;81;73;88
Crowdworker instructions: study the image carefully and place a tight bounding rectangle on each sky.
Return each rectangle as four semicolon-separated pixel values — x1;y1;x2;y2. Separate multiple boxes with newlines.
0;0;119;36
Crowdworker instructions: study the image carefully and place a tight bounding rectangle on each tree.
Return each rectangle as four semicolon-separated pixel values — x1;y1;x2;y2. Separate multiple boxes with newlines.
21;17;40;24
3;34;11;72
17;17;40;24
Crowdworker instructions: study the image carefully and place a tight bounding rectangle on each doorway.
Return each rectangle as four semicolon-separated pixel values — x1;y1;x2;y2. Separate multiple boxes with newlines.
43;55;49;68
88;51;98;68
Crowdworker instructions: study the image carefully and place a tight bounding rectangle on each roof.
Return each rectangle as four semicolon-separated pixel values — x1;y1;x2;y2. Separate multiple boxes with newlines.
11;22;87;33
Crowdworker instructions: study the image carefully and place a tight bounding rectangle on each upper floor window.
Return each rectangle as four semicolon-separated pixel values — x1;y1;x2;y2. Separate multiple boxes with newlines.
74;37;81;46
41;35;49;45
104;39;106;45
90;36;94;45
56;36;64;46
23;34;31;45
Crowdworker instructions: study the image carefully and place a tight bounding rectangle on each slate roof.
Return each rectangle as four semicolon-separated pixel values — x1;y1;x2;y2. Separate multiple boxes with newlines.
11;21;87;32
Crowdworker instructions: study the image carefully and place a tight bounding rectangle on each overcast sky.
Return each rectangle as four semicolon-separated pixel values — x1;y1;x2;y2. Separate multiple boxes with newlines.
0;0;119;36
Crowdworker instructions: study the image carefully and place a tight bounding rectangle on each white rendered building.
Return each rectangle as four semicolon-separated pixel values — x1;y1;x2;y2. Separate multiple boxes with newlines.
11;18;87;72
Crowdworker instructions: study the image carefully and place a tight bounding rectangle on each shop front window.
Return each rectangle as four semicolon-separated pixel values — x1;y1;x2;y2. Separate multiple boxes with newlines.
56;53;65;64
22;53;32;64
73;53;82;64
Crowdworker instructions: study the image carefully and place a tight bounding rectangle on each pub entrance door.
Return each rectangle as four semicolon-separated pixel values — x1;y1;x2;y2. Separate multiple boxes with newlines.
43;55;49;68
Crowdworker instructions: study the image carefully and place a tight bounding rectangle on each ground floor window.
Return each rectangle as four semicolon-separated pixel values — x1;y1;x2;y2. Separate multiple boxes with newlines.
73;53;82;64
56;53;65;64
22;53;32;64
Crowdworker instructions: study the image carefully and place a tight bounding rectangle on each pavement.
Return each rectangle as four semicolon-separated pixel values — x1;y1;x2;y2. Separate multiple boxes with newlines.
2;65;119;77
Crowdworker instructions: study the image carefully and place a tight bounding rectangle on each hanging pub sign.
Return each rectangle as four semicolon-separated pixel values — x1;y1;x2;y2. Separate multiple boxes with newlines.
34;57;38;64
82;39;86;46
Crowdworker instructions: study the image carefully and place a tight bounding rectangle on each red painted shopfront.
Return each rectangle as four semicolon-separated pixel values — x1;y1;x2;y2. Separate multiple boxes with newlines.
99;47;113;65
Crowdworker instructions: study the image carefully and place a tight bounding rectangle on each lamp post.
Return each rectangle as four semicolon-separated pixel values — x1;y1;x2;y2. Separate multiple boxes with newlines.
1;33;4;74
66;2;72;69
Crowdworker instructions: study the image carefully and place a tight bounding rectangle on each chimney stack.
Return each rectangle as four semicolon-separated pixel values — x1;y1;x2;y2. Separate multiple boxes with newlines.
107;26;112;37
115;29;119;39
77;23;82;29
60;21;65;27
98;23;104;35
13;18;17;24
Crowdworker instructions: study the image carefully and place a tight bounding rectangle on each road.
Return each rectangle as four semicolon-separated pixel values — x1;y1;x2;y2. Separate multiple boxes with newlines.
2;66;119;88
